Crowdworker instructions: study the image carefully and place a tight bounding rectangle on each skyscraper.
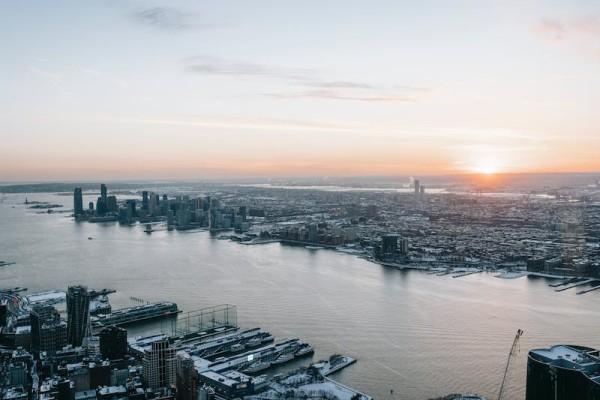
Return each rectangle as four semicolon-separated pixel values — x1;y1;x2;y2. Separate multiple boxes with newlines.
414;179;420;196
66;285;90;347
143;339;176;389
176;354;198;400
142;191;149;211
73;188;83;216
100;184;107;204
106;196;118;213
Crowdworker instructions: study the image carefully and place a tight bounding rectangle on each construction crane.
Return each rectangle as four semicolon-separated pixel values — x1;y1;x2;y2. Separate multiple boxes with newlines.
497;329;524;400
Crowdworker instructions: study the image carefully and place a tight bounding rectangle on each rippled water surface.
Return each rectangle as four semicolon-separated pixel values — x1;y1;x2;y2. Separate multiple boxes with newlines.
1;193;599;400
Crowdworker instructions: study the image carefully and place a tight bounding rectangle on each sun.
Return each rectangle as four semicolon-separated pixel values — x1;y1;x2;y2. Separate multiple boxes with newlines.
470;160;501;175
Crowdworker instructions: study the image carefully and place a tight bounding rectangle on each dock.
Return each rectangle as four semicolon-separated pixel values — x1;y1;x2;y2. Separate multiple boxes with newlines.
555;279;598;292
452;270;483;278
549;277;584;288
92;302;180;331
88;288;116;298
0;287;27;294
577;284;600;295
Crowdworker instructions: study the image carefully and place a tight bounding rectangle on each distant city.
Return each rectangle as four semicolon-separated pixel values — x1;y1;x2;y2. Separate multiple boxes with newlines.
73;179;600;282
2;176;600;400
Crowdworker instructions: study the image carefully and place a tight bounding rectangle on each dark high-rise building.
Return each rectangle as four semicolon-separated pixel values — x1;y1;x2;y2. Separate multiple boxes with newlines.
66;285;89;347
142;191;149;211
73;188;83;216
176;354;198;400
126;200;137;221
57;379;74;400
238;206;247;221
526;344;600;400
89;361;111;388
382;234;399;254
106;196;118;213
30;305;67;354
0;303;7;328
100;184;107;204
96;197;106;216
99;326;127;360
308;224;318;243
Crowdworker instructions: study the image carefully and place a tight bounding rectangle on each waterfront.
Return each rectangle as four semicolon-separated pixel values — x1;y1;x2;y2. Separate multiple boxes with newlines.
2;193;600;399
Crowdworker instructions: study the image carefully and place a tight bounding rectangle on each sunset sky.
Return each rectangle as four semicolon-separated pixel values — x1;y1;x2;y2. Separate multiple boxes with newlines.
1;0;599;181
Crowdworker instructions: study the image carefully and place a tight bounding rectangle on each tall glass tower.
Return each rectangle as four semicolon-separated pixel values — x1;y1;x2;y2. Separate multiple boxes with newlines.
66;285;89;347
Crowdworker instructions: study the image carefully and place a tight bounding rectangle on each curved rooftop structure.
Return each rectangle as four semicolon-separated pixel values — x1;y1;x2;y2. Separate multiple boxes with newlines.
527;345;600;400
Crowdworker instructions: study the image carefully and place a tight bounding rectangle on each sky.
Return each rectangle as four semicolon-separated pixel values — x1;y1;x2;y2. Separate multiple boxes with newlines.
1;0;599;181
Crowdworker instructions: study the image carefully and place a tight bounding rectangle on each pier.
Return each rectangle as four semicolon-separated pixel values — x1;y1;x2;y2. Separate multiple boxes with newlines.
577;283;600;295
92;301;180;331
452;270;483;278
555;279;598;292
549;277;585;288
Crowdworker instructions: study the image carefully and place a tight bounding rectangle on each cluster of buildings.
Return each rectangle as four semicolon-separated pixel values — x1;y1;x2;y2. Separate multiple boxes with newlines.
73;185;251;232
72;179;600;278
211;181;600;278
1;287;370;400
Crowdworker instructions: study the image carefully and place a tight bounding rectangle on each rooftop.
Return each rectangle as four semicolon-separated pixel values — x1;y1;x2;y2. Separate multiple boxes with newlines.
530;345;600;383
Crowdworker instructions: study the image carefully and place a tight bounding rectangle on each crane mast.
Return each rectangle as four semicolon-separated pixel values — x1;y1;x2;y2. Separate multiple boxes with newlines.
498;329;524;400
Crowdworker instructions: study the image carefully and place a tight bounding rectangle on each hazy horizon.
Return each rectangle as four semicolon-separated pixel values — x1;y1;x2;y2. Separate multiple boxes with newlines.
2;0;600;180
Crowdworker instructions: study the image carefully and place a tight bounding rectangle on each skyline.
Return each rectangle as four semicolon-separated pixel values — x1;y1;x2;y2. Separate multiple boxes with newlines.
2;0;600;180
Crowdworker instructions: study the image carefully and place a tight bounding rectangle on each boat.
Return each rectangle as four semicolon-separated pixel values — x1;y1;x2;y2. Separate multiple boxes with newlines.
262;335;275;343
230;343;245;352
271;352;294;365
88;237;93;240
247;337;262;347
244;361;271;374
295;344;315;357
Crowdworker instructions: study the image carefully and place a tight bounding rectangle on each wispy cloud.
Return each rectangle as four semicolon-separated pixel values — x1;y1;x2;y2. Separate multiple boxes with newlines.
535;16;600;41
534;16;600;57
532;15;600;59
184;55;312;81
132;6;197;31
266;90;416;102
535;19;566;41
183;55;428;102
